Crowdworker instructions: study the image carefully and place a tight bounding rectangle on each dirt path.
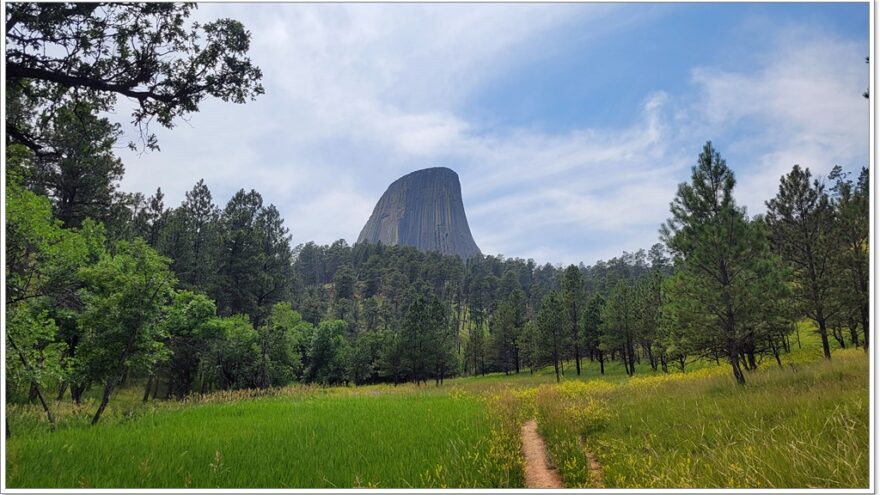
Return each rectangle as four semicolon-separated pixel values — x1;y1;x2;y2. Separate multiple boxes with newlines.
521;419;563;488
583;443;604;488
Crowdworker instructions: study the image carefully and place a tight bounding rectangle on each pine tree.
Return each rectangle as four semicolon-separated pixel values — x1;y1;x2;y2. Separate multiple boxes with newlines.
661;142;777;384
765;165;840;359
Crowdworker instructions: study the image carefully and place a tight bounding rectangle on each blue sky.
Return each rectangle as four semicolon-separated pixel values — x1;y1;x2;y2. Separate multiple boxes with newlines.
116;3;870;266
466;3;867;131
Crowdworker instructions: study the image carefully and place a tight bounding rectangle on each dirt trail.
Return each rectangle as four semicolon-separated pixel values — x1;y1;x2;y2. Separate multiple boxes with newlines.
578;439;605;488
521;419;563;488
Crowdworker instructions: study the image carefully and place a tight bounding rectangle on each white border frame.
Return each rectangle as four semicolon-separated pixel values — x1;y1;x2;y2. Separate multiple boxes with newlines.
0;0;874;493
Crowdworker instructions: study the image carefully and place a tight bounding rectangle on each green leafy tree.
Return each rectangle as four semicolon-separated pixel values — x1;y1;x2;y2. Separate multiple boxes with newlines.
77;239;176;424
157;291;217;399
398;297;433;384
490;289;526;374
5;175;106;425
349;330;389;385
215;190;293;326
255;303;307;388
427;298;457;385
464;325;486;376
634;269;664;371
200;315;259;391
5;308;61;430
333;266;356;301
6;3;263;153
306;320;350;385
518;320;540;375
133;188;167;247
167;180;222;290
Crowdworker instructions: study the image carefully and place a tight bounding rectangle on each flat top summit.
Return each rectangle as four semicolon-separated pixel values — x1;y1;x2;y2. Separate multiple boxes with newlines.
357;167;481;259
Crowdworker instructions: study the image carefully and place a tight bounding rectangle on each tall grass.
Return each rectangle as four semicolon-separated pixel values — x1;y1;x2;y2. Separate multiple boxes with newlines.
7;392;518;488
6;326;868;488
529;349;868;488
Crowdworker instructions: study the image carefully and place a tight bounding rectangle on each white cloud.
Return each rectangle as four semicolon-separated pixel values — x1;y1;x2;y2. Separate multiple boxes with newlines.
685;28;869;213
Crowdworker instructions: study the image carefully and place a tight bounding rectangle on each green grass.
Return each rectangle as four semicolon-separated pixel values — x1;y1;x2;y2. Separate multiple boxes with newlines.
7;391;522;488
6;325;869;489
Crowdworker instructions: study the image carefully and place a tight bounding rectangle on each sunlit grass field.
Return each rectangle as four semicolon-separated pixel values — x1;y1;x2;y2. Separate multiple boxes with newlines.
523;349;869;488
7;391;522;488
6;327;869;488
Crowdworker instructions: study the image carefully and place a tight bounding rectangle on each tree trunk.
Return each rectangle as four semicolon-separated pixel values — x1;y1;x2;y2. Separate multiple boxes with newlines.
645;344;657;372
93;338;137;425
28;381;39;404
8;336;55;430
514;346;520;374
553;359;560;383
71;383;84;405
143;375;154;402
56;381;69;401
728;341;746;385
746;351;757;371
848;320;860;348
92;377;116;425
627;338;637;376
152;374;160;400
817;318;832;360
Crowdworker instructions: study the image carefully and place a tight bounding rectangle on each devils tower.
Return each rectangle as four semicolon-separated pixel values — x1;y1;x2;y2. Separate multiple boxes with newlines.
357;167;481;259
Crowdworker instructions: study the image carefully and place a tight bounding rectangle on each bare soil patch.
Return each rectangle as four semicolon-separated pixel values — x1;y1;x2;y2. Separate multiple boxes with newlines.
521;419;563;488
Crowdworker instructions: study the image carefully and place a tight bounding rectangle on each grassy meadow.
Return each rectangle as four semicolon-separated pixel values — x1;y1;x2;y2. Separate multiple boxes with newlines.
6;330;869;489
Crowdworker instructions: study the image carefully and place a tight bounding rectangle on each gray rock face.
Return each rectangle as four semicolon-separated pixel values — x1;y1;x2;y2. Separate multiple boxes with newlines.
357;167;481;259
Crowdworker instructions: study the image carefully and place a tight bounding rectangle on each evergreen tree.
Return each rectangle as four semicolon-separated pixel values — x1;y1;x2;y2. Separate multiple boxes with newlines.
828;166;869;349
174;180;221;290
26;103;125;229
536;291;567;382
765;165;840;359
661;142;775;384
583;293;606;374
600;280;638;376
215;190;293;326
